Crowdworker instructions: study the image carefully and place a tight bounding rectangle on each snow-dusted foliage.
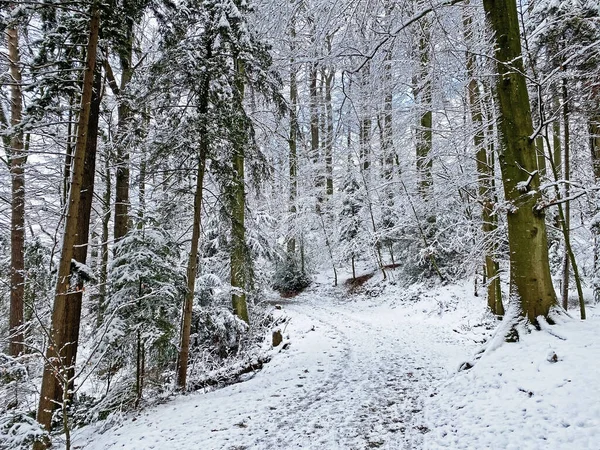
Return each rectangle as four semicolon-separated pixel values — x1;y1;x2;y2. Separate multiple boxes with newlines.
2;0;600;446
105;227;184;381
271;254;311;295
191;307;249;359
0;354;45;449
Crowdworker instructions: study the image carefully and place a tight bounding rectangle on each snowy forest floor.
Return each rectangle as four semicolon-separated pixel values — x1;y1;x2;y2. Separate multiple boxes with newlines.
69;270;600;450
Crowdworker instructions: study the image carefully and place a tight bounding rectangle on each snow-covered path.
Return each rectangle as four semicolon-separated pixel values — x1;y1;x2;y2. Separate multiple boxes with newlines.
71;284;477;450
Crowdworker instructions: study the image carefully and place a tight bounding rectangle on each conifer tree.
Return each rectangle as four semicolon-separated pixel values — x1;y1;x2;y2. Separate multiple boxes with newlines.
36;2;101;442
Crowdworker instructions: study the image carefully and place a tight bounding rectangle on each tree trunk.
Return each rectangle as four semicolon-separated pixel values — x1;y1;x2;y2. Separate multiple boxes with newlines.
177;40;212;388
36;7;100;441
590;117;600;303
287;14;298;255
7;24;25;357
381;42;396;263
62;97;75;208
136;328;143;402
177;154;206;388
561;79;571;310
97;149;111;327
62;67;102;396
590;117;600;180
536;137;546;179
463;3;504;317
113;22;134;243
231;58;249;324
382;48;394;183
309;61;322;204
416;18;433;198
482;0;557;325
552;95;562;175
359;64;372;173
137;152;146;227
324;65;334;197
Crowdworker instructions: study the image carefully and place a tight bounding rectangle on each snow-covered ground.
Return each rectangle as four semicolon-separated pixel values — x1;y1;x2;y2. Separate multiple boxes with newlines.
68;270;600;450
424;305;600;450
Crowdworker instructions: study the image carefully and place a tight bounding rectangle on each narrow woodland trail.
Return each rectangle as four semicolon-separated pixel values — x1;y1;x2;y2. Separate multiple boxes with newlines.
72;283;475;450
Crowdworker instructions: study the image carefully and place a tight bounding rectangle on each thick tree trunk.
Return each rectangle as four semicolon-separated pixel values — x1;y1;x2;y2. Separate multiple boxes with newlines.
62;68;102;396
482;0;557;325
62;98;75;208
36;8;100;441
8;24;25;357
113;22;134;243
231;58;249;324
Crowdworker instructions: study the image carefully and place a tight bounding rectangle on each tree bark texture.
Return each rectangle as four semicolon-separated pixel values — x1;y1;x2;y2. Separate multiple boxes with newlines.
97;150;111;327
113;21;134;243
482;0;557;324
231;58;249;324
324;65;334;197
36;7;100;439
62;68;102;394
177;156;205;388
590;117;600;180
8;24;25;357
416;18;433;198
561;79;571;310
359;63;372;173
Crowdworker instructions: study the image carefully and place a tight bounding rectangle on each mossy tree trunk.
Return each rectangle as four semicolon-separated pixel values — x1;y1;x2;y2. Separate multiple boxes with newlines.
482;0;557;324
231;57;249;324
415;17;433;199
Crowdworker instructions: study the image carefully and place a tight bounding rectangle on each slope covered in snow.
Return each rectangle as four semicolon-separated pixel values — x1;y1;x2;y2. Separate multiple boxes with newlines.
67;272;600;449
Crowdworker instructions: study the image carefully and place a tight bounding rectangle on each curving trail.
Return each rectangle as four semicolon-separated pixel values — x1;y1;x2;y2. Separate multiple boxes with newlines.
71;284;474;450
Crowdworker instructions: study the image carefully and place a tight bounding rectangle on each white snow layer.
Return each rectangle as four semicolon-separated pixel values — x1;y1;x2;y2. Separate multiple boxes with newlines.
68;275;600;450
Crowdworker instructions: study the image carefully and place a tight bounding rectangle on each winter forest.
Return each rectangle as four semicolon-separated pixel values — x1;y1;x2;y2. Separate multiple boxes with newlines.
1;0;600;448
